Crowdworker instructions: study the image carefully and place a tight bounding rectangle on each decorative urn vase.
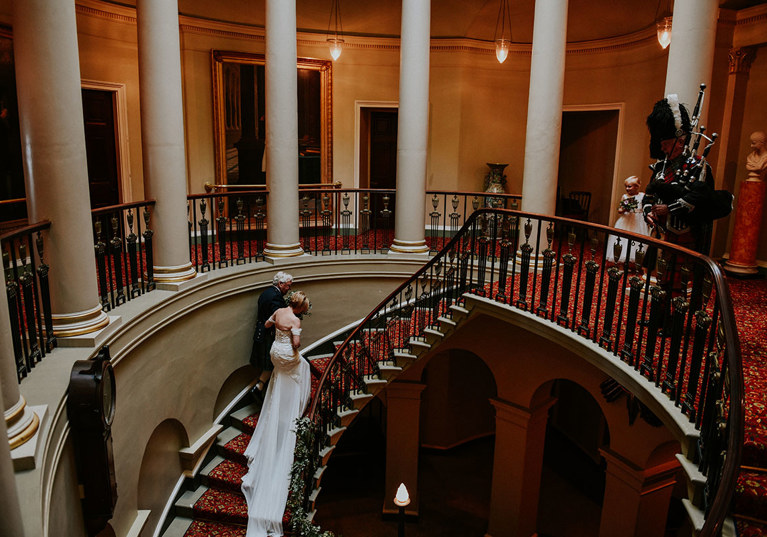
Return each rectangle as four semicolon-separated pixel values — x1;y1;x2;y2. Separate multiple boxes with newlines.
484;163;508;208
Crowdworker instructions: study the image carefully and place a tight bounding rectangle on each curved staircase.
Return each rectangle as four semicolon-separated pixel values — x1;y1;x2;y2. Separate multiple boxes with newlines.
158;209;756;537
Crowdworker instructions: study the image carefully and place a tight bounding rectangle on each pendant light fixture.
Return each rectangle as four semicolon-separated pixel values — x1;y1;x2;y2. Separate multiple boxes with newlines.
655;0;673;49
494;0;512;64
327;0;344;61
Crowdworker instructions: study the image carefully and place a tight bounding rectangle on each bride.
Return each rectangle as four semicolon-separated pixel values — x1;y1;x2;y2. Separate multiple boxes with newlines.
242;291;312;537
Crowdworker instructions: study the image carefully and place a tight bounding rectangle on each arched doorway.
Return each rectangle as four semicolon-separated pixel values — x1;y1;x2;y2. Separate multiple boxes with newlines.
537;379;608;537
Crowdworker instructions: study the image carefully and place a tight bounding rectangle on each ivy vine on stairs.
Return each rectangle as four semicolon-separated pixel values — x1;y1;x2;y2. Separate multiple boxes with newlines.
288;417;335;537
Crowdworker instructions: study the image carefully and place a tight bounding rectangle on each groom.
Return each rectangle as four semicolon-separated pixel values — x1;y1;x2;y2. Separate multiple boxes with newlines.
250;271;293;400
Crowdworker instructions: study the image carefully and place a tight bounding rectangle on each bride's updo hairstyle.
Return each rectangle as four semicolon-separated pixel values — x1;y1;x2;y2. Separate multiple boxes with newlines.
288;291;310;314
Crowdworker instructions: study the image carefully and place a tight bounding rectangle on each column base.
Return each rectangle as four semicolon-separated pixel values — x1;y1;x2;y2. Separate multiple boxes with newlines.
52;304;110;337
389;238;429;254
6;396;39;450
11;405;47;471
723;259;761;277
264;242;305;258
153;262;197;283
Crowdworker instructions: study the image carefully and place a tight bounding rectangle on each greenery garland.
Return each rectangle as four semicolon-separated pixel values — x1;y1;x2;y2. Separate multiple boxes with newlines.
288;417;336;537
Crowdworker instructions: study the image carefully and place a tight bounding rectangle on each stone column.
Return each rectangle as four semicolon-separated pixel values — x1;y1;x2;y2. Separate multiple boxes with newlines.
383;381;425;516
663;0;719;111
0;378;25;537
263;0;303;258
599;448;679;537
486;397;555;537
136;0;197;282
12;0;109;336
390;0;430;255
520;0;568;218
1;269;38;453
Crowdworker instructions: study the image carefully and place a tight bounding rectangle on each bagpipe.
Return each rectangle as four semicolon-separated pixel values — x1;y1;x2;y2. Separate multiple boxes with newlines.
644;84;733;230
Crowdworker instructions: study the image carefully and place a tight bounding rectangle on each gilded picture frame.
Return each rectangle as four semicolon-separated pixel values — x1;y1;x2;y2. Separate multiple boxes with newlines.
211;50;332;187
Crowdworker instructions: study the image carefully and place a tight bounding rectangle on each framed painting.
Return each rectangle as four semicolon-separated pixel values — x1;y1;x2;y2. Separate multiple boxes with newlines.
0;26;27;226
211;50;332;187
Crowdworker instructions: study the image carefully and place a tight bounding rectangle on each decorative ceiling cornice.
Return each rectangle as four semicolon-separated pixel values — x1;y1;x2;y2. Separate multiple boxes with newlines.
74;1;711;58
736;3;767;25
76;0;136;24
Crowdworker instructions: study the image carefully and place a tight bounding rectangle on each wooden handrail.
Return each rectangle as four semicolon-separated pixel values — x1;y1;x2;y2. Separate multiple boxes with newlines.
0;219;51;242
90;199;156;217
203;181;343;193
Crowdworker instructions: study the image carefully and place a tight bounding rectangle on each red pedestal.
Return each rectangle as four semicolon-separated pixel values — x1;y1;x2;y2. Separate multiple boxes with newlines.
725;180;767;275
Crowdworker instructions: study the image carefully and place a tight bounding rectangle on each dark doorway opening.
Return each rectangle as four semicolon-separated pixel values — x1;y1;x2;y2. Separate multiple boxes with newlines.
360;107;398;229
557;110;619;226
82;88;120;209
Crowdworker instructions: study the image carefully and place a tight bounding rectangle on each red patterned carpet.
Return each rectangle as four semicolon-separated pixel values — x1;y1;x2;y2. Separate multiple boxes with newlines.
728;277;767;536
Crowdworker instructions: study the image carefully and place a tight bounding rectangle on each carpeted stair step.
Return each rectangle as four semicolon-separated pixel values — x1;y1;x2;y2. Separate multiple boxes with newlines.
743;429;767;469
202;455;248;493
161;515;195;537
736;517;767;537
186;485;248;525
735;470;767;523
216;427;251;467
181;519;246;537
230;403;260;435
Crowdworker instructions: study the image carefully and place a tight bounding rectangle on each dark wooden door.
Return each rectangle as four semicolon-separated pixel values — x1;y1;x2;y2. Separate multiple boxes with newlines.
368;110;398;229
369;110;397;190
82;89;120;208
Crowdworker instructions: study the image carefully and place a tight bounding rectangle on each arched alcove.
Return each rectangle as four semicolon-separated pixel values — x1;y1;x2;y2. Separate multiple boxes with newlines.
419;348;497;449
536;378;608;537
214;364;258;420
136;419;189;535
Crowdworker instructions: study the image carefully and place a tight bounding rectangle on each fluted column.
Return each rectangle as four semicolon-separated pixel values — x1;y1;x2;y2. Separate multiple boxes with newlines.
599;448;678;537
663;0;719;110
486;397;555;537
390;0;430;255
1;270;38;452
12;0;109;336
383;381;425;516
136;0;197;282
264;0;303;258
520;0;568;218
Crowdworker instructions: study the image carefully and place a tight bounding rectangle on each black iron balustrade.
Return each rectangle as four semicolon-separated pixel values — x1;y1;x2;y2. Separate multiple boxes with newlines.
91;200;156;311
188;191;268;272
186;188;522;269
425;190;521;254
306;208;742;537
1;220;55;382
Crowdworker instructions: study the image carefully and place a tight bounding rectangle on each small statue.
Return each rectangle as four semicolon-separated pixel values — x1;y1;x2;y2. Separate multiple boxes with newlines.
746;130;767;181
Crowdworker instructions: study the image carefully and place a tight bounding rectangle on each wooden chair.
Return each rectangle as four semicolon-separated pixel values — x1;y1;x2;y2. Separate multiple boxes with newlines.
566;191;591;221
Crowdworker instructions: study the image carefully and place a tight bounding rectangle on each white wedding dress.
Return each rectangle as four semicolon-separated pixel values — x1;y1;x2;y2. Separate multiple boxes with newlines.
242;327;311;537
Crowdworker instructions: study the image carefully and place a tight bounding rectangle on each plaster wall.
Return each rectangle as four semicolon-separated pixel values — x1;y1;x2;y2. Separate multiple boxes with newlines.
76;6;145;203
15;256;423;537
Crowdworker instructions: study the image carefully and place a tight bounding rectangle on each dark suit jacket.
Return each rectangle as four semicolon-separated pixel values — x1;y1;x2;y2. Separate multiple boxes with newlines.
250;285;285;370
